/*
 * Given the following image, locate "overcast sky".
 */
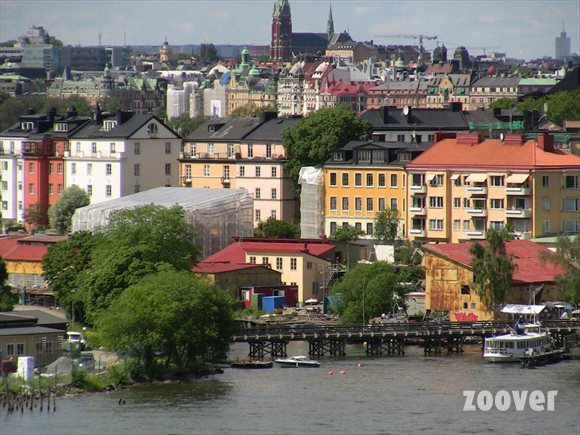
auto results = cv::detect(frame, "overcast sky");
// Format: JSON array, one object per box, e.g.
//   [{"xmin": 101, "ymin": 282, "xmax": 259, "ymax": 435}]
[{"xmin": 1, "ymin": 0, "xmax": 578, "ymax": 60}]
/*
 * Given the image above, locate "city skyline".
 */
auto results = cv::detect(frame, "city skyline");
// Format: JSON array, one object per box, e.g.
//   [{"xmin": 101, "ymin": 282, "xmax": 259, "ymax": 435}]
[{"xmin": 1, "ymin": 0, "xmax": 579, "ymax": 60}]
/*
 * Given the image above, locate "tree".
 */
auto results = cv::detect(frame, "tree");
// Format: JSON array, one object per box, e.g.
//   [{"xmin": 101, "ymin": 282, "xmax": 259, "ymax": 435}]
[
  {"xmin": 22, "ymin": 204, "xmax": 43, "ymax": 232},
  {"xmin": 330, "ymin": 225, "xmax": 363, "ymax": 242},
  {"xmin": 79, "ymin": 204, "xmax": 201, "ymax": 323},
  {"xmin": 167, "ymin": 113, "xmax": 205, "ymax": 137},
  {"xmin": 47, "ymin": 185, "xmax": 90, "ymax": 234},
  {"xmin": 539, "ymin": 234, "xmax": 580, "ymax": 305},
  {"xmin": 0, "ymin": 257, "xmax": 17, "ymax": 311},
  {"xmin": 230, "ymin": 103, "xmax": 277, "ymax": 118},
  {"xmin": 98, "ymin": 270, "xmax": 237, "ymax": 377},
  {"xmin": 331, "ymin": 262, "xmax": 410, "ymax": 325},
  {"xmin": 374, "ymin": 209, "xmax": 400, "ymax": 243},
  {"xmin": 469, "ymin": 228, "xmax": 516, "ymax": 317},
  {"xmin": 42, "ymin": 231, "xmax": 102, "ymax": 320},
  {"xmin": 255, "ymin": 217, "xmax": 300, "ymax": 238},
  {"xmin": 198, "ymin": 43, "xmax": 219, "ymax": 65},
  {"xmin": 282, "ymin": 105, "xmax": 373, "ymax": 185}
]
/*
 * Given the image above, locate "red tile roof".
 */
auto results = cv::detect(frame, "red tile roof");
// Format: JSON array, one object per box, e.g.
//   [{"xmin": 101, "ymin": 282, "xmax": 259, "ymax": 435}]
[
  {"xmin": 406, "ymin": 136, "xmax": 580, "ymax": 170},
  {"xmin": 192, "ymin": 262, "xmax": 278, "ymax": 274},
  {"xmin": 0, "ymin": 238, "xmax": 47, "ymax": 262},
  {"xmin": 425, "ymin": 240, "xmax": 566, "ymax": 284}
]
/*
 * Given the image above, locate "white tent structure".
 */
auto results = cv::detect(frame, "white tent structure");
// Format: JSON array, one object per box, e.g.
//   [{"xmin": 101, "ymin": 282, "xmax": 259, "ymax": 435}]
[{"xmin": 71, "ymin": 187, "xmax": 253, "ymax": 259}]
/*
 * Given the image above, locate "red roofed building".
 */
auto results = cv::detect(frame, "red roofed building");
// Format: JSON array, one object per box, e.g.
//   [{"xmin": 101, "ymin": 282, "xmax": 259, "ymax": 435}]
[
  {"xmin": 405, "ymin": 133, "xmax": 580, "ymax": 243},
  {"xmin": 319, "ymin": 80, "xmax": 378, "ymax": 113},
  {"xmin": 195, "ymin": 237, "xmax": 336, "ymax": 303},
  {"xmin": 423, "ymin": 239, "xmax": 567, "ymax": 321}
]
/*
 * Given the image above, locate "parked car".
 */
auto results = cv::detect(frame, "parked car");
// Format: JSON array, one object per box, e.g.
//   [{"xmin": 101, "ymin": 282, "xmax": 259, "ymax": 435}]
[{"xmin": 79, "ymin": 351, "xmax": 95, "ymax": 370}]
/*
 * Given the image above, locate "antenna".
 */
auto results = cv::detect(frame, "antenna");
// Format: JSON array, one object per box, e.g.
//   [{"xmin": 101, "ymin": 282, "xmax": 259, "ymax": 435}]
[{"xmin": 98, "ymin": 31, "xmax": 102, "ymax": 46}]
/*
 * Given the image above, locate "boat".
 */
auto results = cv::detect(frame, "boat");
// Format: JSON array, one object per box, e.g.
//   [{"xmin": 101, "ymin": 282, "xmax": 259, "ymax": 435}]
[
  {"xmin": 274, "ymin": 355, "xmax": 320, "ymax": 368},
  {"xmin": 230, "ymin": 360, "xmax": 273, "ymax": 369},
  {"xmin": 483, "ymin": 323, "xmax": 552, "ymax": 363}
]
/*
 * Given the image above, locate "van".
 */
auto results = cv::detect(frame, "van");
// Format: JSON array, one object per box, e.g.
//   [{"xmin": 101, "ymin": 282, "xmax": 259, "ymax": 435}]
[{"xmin": 66, "ymin": 331, "xmax": 87, "ymax": 350}]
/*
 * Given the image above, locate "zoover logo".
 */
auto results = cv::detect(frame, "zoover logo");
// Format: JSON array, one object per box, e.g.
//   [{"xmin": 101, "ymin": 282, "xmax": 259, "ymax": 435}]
[{"xmin": 463, "ymin": 390, "xmax": 558, "ymax": 412}]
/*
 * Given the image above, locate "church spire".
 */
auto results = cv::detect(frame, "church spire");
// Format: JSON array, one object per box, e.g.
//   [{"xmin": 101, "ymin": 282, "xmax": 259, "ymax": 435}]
[{"xmin": 327, "ymin": 3, "xmax": 334, "ymax": 39}]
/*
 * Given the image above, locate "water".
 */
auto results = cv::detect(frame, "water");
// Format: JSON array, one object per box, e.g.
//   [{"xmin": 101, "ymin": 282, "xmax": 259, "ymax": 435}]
[{"xmin": 3, "ymin": 343, "xmax": 580, "ymax": 435}]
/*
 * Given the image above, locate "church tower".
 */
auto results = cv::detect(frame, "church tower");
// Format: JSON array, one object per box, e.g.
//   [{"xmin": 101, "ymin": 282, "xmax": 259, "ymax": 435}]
[
  {"xmin": 271, "ymin": 0, "xmax": 292, "ymax": 61},
  {"xmin": 327, "ymin": 4, "xmax": 334, "ymax": 40}
]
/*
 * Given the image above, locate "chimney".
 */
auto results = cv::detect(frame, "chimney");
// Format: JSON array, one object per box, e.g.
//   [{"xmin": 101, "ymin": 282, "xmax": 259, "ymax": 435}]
[
  {"xmin": 450, "ymin": 102, "xmax": 463, "ymax": 112},
  {"xmin": 259, "ymin": 110, "xmax": 277, "ymax": 123},
  {"xmin": 406, "ymin": 107, "xmax": 413, "ymax": 124},
  {"xmin": 434, "ymin": 132, "xmax": 457, "ymax": 143},
  {"xmin": 47, "ymin": 106, "xmax": 57, "ymax": 124},
  {"xmin": 380, "ymin": 106, "xmax": 389, "ymax": 124},
  {"xmin": 456, "ymin": 133, "xmax": 482, "ymax": 145},
  {"xmin": 94, "ymin": 102, "xmax": 102, "ymax": 124},
  {"xmin": 536, "ymin": 133, "xmax": 554, "ymax": 152},
  {"xmin": 504, "ymin": 134, "xmax": 524, "ymax": 146}
]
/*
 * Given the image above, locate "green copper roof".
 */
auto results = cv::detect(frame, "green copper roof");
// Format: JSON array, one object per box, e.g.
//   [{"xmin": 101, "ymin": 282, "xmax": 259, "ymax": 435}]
[
  {"xmin": 249, "ymin": 66, "xmax": 260, "ymax": 77},
  {"xmin": 273, "ymin": 0, "xmax": 290, "ymax": 17}
]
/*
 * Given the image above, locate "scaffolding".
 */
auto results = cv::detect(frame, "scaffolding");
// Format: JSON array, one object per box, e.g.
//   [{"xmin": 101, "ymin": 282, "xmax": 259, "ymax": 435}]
[{"xmin": 298, "ymin": 167, "xmax": 325, "ymax": 239}]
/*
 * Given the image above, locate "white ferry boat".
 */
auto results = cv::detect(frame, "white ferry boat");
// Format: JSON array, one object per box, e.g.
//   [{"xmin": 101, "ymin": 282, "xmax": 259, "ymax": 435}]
[
  {"xmin": 274, "ymin": 355, "xmax": 320, "ymax": 368},
  {"xmin": 483, "ymin": 323, "xmax": 551, "ymax": 363}
]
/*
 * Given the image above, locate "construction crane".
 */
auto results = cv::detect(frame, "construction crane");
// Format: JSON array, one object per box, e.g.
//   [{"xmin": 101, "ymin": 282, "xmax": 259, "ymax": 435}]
[{"xmin": 374, "ymin": 34, "xmax": 438, "ymax": 53}]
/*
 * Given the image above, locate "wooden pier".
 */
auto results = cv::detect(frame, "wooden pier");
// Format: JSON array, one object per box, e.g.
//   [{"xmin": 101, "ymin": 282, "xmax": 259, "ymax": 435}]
[{"xmin": 234, "ymin": 320, "xmax": 580, "ymax": 359}]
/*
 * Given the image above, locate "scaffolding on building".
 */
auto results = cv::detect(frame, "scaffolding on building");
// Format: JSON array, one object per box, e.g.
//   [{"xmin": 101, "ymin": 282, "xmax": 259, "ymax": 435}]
[{"xmin": 298, "ymin": 167, "xmax": 325, "ymax": 239}]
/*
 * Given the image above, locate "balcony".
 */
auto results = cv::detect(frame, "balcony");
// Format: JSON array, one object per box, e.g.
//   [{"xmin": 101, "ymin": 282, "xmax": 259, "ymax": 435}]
[
  {"xmin": 409, "ymin": 206, "xmax": 426, "ymax": 215},
  {"xmin": 410, "ymin": 184, "xmax": 426, "ymax": 194},
  {"xmin": 505, "ymin": 208, "xmax": 531, "ymax": 218},
  {"xmin": 466, "ymin": 230, "xmax": 486, "ymax": 239},
  {"xmin": 506, "ymin": 186, "xmax": 531, "ymax": 195},
  {"xmin": 465, "ymin": 185, "xmax": 488, "ymax": 196},
  {"xmin": 409, "ymin": 228, "xmax": 426, "ymax": 237},
  {"xmin": 467, "ymin": 207, "xmax": 487, "ymax": 216},
  {"xmin": 221, "ymin": 177, "xmax": 231, "ymax": 187}
]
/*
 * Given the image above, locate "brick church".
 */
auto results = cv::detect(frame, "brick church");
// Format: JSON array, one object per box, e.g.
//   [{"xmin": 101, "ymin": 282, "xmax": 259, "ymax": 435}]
[{"xmin": 270, "ymin": 0, "xmax": 334, "ymax": 61}]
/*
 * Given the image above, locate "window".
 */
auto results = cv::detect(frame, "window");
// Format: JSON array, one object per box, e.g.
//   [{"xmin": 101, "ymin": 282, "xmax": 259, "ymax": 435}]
[
  {"xmin": 6, "ymin": 344, "xmax": 14, "ymax": 356},
  {"xmin": 204, "ymin": 165, "xmax": 210, "ymax": 177},
  {"xmin": 390, "ymin": 198, "xmax": 398, "ymax": 211},
  {"xmin": 563, "ymin": 198, "xmax": 580, "ymax": 211},
  {"xmin": 165, "ymin": 163, "xmax": 171, "ymax": 175},
  {"xmin": 490, "ymin": 199, "xmax": 504, "ymax": 209},
  {"xmin": 463, "ymin": 198, "xmax": 470, "ymax": 208},
  {"xmin": 378, "ymin": 198, "xmax": 385, "ymax": 211},
  {"xmin": 91, "ymin": 142, "xmax": 97, "ymax": 154},
  {"xmin": 330, "ymin": 196, "xmax": 337, "ymax": 210},
  {"xmin": 397, "ymin": 134, "xmax": 405, "ymax": 142},
  {"xmin": 330, "ymin": 221, "xmax": 337, "ymax": 234},
  {"xmin": 463, "ymin": 220, "xmax": 470, "ymax": 231},
  {"xmin": 49, "ymin": 184, "xmax": 54, "ymax": 195},
  {"xmin": 366, "ymin": 173, "xmax": 374, "ymax": 187},
  {"xmin": 28, "ymin": 162, "xmax": 34, "ymax": 174},
  {"xmin": 429, "ymin": 219, "xmax": 443, "ymax": 230},
  {"xmin": 262, "ymin": 257, "xmax": 269, "ymax": 266},
  {"xmin": 542, "ymin": 197, "xmax": 551, "ymax": 211},
  {"xmin": 87, "ymin": 163, "xmax": 92, "ymax": 176},
  {"xmin": 255, "ymin": 209, "xmax": 261, "ymax": 221},
  {"xmin": 542, "ymin": 175, "xmax": 550, "ymax": 187},
  {"xmin": 342, "ymin": 173, "xmax": 349, "ymax": 186},
  {"xmin": 227, "ymin": 144, "xmax": 234, "ymax": 158},
  {"xmin": 48, "ymin": 163, "xmax": 53, "ymax": 175},
  {"xmin": 17, "ymin": 343, "xmax": 24, "ymax": 355},
  {"xmin": 355, "ymin": 173, "xmax": 362, "ymax": 187},
  {"xmin": 165, "ymin": 142, "xmax": 171, "ymax": 154},
  {"xmin": 461, "ymin": 285, "xmax": 471, "ymax": 295},
  {"xmin": 453, "ymin": 176, "xmax": 462, "ymax": 187},
  {"xmin": 134, "ymin": 164, "xmax": 140, "ymax": 176},
  {"xmin": 106, "ymin": 185, "xmax": 112, "ymax": 197},
  {"xmin": 453, "ymin": 197, "xmax": 461, "ymax": 208},
  {"xmin": 355, "ymin": 222, "xmax": 362, "ymax": 232},
  {"xmin": 58, "ymin": 163, "xmax": 63, "ymax": 174},
  {"xmin": 105, "ymin": 164, "xmax": 112, "ymax": 176},
  {"xmin": 255, "ymin": 188, "xmax": 261, "ymax": 199},
  {"xmin": 276, "ymin": 258, "xmax": 283, "ymax": 269},
  {"xmin": 76, "ymin": 142, "xmax": 81, "ymax": 153},
  {"xmin": 1, "ymin": 201, "xmax": 6, "ymax": 210},
  {"xmin": 69, "ymin": 162, "xmax": 76, "ymax": 175},
  {"xmin": 58, "ymin": 184, "xmax": 63, "ymax": 194},
  {"xmin": 271, "ymin": 167, "xmax": 277, "ymax": 178},
  {"xmin": 564, "ymin": 175, "xmax": 579, "ymax": 189},
  {"xmin": 359, "ymin": 150, "xmax": 371, "ymax": 163},
  {"xmin": 390, "ymin": 174, "xmax": 398, "ymax": 187},
  {"xmin": 266, "ymin": 144, "xmax": 272, "ymax": 158},
  {"xmin": 355, "ymin": 197, "xmax": 362, "ymax": 211},
  {"xmin": 28, "ymin": 184, "xmax": 34, "ymax": 195},
  {"xmin": 378, "ymin": 174, "xmax": 386, "ymax": 187},
  {"xmin": 399, "ymin": 152, "xmax": 412, "ymax": 162},
  {"xmin": 453, "ymin": 220, "xmax": 461, "ymax": 231},
  {"xmin": 342, "ymin": 197, "xmax": 349, "ymax": 211},
  {"xmin": 248, "ymin": 144, "xmax": 253, "ymax": 158},
  {"xmin": 290, "ymin": 258, "xmax": 297, "ymax": 270},
  {"xmin": 562, "ymin": 220, "xmax": 579, "ymax": 233},
  {"xmin": 490, "ymin": 176, "xmax": 504, "ymax": 187},
  {"xmin": 543, "ymin": 220, "xmax": 550, "ymax": 234},
  {"xmin": 366, "ymin": 198, "xmax": 374, "ymax": 212},
  {"xmin": 430, "ymin": 174, "xmax": 444, "ymax": 187},
  {"xmin": 329, "ymin": 172, "xmax": 337, "ymax": 186},
  {"xmin": 255, "ymin": 167, "xmax": 261, "ymax": 177},
  {"xmin": 87, "ymin": 185, "xmax": 92, "ymax": 196},
  {"xmin": 110, "ymin": 142, "xmax": 116, "ymax": 154},
  {"xmin": 271, "ymin": 210, "xmax": 276, "ymax": 219},
  {"xmin": 239, "ymin": 166, "xmax": 245, "ymax": 177},
  {"xmin": 134, "ymin": 142, "xmax": 140, "ymax": 155},
  {"xmin": 271, "ymin": 188, "xmax": 277, "ymax": 199},
  {"xmin": 490, "ymin": 221, "xmax": 504, "ymax": 230},
  {"xmin": 366, "ymin": 222, "xmax": 373, "ymax": 235},
  {"xmin": 307, "ymin": 261, "xmax": 313, "ymax": 270},
  {"xmin": 249, "ymin": 256, "xmax": 256, "ymax": 264},
  {"xmin": 429, "ymin": 196, "xmax": 443, "ymax": 208}
]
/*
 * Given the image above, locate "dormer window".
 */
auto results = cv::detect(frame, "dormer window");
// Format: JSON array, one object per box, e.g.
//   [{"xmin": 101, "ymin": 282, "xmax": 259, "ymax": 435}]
[
  {"xmin": 21, "ymin": 122, "xmax": 34, "ymax": 131},
  {"xmin": 147, "ymin": 122, "xmax": 158, "ymax": 136},
  {"xmin": 54, "ymin": 123, "xmax": 68, "ymax": 132},
  {"xmin": 103, "ymin": 120, "xmax": 117, "ymax": 132},
  {"xmin": 399, "ymin": 152, "xmax": 412, "ymax": 162},
  {"xmin": 333, "ymin": 151, "xmax": 344, "ymax": 161}
]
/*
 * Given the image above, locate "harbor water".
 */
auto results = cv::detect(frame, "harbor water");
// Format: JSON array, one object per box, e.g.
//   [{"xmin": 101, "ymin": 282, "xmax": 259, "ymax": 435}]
[{"xmin": 3, "ymin": 343, "xmax": 580, "ymax": 435}]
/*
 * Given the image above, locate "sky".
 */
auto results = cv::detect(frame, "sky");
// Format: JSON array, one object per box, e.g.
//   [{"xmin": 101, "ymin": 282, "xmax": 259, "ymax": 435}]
[{"xmin": 1, "ymin": 0, "xmax": 578, "ymax": 60}]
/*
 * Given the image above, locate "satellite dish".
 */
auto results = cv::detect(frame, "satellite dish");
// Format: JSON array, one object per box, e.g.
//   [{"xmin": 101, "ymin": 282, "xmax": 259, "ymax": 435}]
[
  {"xmin": 500, "ymin": 132, "xmax": 505, "ymax": 141},
  {"xmin": 403, "ymin": 106, "xmax": 409, "ymax": 116}
]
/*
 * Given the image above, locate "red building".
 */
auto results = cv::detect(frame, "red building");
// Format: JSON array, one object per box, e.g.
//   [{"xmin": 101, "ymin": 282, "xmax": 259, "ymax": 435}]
[{"xmin": 271, "ymin": 0, "xmax": 292, "ymax": 61}]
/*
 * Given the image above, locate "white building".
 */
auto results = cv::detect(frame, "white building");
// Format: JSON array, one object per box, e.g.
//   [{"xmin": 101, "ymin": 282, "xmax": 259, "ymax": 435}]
[{"xmin": 67, "ymin": 112, "xmax": 181, "ymax": 205}]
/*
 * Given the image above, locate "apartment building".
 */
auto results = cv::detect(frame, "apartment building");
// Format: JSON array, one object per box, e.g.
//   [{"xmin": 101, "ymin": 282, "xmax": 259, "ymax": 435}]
[{"xmin": 405, "ymin": 133, "xmax": 580, "ymax": 243}]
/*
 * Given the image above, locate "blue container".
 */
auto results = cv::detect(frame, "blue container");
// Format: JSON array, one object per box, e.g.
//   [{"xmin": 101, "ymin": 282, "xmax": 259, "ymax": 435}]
[
  {"xmin": 273, "ymin": 295, "xmax": 285, "ymax": 308},
  {"xmin": 261, "ymin": 296, "xmax": 275, "ymax": 313}
]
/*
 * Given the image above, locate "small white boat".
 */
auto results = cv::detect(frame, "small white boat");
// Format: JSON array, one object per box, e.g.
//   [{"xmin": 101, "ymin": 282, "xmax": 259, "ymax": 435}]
[
  {"xmin": 274, "ymin": 355, "xmax": 320, "ymax": 368},
  {"xmin": 484, "ymin": 323, "xmax": 552, "ymax": 363}
]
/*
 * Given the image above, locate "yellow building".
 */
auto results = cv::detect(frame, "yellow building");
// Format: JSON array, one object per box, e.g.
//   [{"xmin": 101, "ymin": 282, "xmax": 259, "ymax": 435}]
[
  {"xmin": 423, "ymin": 240, "xmax": 566, "ymax": 321},
  {"xmin": 406, "ymin": 133, "xmax": 580, "ymax": 243},
  {"xmin": 323, "ymin": 141, "xmax": 429, "ymax": 238},
  {"xmin": 425, "ymin": 74, "xmax": 471, "ymax": 109}
]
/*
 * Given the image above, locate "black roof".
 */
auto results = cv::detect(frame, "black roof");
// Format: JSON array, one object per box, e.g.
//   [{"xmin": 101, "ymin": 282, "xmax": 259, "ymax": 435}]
[
  {"xmin": 361, "ymin": 107, "xmax": 469, "ymax": 131},
  {"xmin": 324, "ymin": 140, "xmax": 430, "ymax": 167},
  {"xmin": 548, "ymin": 67, "xmax": 579, "ymax": 94},
  {"xmin": 185, "ymin": 117, "xmax": 264, "ymax": 142},
  {"xmin": 244, "ymin": 117, "xmax": 300, "ymax": 142},
  {"xmin": 292, "ymin": 33, "xmax": 328, "ymax": 50},
  {"xmin": 71, "ymin": 114, "xmax": 173, "ymax": 140}
]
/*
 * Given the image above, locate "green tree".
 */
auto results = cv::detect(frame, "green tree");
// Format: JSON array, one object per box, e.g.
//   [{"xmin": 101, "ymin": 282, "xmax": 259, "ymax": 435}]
[
  {"xmin": 230, "ymin": 103, "xmax": 277, "ymax": 118},
  {"xmin": 255, "ymin": 217, "xmax": 300, "ymax": 238},
  {"xmin": 80, "ymin": 204, "xmax": 200, "ymax": 323},
  {"xmin": 282, "ymin": 105, "xmax": 372, "ymax": 185},
  {"xmin": 101, "ymin": 96, "xmax": 123, "ymax": 113},
  {"xmin": 331, "ymin": 262, "xmax": 408, "ymax": 325},
  {"xmin": 198, "ymin": 43, "xmax": 219, "ymax": 65},
  {"xmin": 374, "ymin": 209, "xmax": 400, "ymax": 243},
  {"xmin": 98, "ymin": 270, "xmax": 237, "ymax": 377},
  {"xmin": 167, "ymin": 113, "xmax": 206, "ymax": 137},
  {"xmin": 539, "ymin": 234, "xmax": 580, "ymax": 305},
  {"xmin": 469, "ymin": 228, "xmax": 516, "ymax": 317},
  {"xmin": 0, "ymin": 257, "xmax": 17, "ymax": 311},
  {"xmin": 47, "ymin": 185, "xmax": 90, "ymax": 234},
  {"xmin": 42, "ymin": 231, "xmax": 101, "ymax": 320},
  {"xmin": 330, "ymin": 225, "xmax": 363, "ymax": 242},
  {"xmin": 22, "ymin": 204, "xmax": 43, "ymax": 232}
]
